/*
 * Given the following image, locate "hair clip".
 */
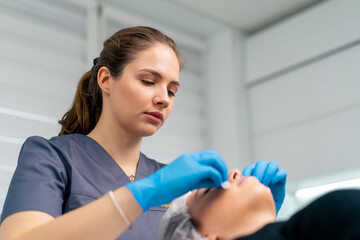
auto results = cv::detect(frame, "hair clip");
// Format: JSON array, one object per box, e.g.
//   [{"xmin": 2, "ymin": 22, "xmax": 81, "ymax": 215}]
[
  {"xmin": 93, "ymin": 57, "xmax": 99, "ymax": 65},
  {"xmin": 91, "ymin": 57, "xmax": 99, "ymax": 71}
]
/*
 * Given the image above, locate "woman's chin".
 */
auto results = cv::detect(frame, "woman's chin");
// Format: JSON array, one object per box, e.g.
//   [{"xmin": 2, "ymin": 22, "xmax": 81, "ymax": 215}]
[{"xmin": 138, "ymin": 128, "xmax": 160, "ymax": 137}]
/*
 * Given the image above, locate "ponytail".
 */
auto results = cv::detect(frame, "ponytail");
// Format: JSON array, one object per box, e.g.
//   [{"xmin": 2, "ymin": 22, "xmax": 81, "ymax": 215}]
[{"xmin": 58, "ymin": 70, "xmax": 102, "ymax": 136}]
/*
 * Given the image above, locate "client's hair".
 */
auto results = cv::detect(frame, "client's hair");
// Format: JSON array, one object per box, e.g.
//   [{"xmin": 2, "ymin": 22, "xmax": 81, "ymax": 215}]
[{"xmin": 158, "ymin": 193, "xmax": 205, "ymax": 240}]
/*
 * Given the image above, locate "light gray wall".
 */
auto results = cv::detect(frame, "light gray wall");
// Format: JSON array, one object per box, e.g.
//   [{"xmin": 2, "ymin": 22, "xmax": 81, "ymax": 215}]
[
  {"xmin": 245, "ymin": 0, "xmax": 360, "ymax": 184},
  {"xmin": 205, "ymin": 28, "xmax": 251, "ymax": 171}
]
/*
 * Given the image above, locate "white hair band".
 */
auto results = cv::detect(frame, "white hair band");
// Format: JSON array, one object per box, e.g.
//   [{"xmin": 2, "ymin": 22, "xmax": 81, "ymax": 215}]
[{"xmin": 108, "ymin": 190, "xmax": 132, "ymax": 229}]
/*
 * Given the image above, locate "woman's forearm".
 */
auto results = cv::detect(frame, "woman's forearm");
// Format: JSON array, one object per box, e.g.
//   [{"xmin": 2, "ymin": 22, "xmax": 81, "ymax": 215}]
[{"xmin": 0, "ymin": 187, "xmax": 142, "ymax": 240}]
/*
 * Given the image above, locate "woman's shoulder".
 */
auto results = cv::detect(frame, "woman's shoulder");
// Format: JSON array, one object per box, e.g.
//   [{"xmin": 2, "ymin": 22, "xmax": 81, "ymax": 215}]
[
  {"xmin": 23, "ymin": 134, "xmax": 83, "ymax": 148},
  {"xmin": 49, "ymin": 133, "xmax": 85, "ymax": 143},
  {"xmin": 19, "ymin": 134, "xmax": 90, "ymax": 168},
  {"xmin": 20, "ymin": 134, "xmax": 88, "ymax": 159}
]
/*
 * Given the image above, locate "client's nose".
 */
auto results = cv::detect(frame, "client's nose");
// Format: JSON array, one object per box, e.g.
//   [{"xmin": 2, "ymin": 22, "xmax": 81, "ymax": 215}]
[{"xmin": 229, "ymin": 169, "xmax": 242, "ymax": 183}]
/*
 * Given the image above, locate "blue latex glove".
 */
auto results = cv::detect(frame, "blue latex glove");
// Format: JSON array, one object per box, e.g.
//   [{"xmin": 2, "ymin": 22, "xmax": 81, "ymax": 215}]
[
  {"xmin": 242, "ymin": 160, "xmax": 287, "ymax": 214},
  {"xmin": 126, "ymin": 150, "xmax": 228, "ymax": 211}
]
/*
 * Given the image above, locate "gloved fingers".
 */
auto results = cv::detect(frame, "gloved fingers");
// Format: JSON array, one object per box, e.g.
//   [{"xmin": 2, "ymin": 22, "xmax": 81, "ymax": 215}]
[
  {"xmin": 242, "ymin": 163, "xmax": 255, "ymax": 177},
  {"xmin": 270, "ymin": 169, "xmax": 287, "ymax": 185},
  {"xmin": 253, "ymin": 160, "xmax": 268, "ymax": 182},
  {"xmin": 195, "ymin": 167, "xmax": 224, "ymax": 189},
  {"xmin": 262, "ymin": 161, "xmax": 279, "ymax": 186},
  {"xmin": 198, "ymin": 153, "xmax": 228, "ymax": 182},
  {"xmin": 275, "ymin": 202, "xmax": 282, "ymax": 215},
  {"xmin": 269, "ymin": 169, "xmax": 287, "ymax": 209}
]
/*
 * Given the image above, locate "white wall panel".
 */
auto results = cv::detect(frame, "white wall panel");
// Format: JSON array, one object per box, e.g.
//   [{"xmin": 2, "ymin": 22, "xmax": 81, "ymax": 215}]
[
  {"xmin": 254, "ymin": 107, "xmax": 360, "ymax": 182},
  {"xmin": 0, "ymin": 59, "xmax": 76, "ymax": 93},
  {"xmin": 0, "ymin": 82, "xmax": 70, "ymax": 119},
  {"xmin": 0, "ymin": 7, "xmax": 84, "ymax": 56},
  {"xmin": 177, "ymin": 47, "xmax": 203, "ymax": 74},
  {"xmin": 0, "ymin": 33, "xmax": 84, "ymax": 82},
  {"xmin": 171, "ymin": 92, "xmax": 204, "ymax": 116},
  {"xmin": 206, "ymin": 28, "xmax": 250, "ymax": 171},
  {"xmin": 178, "ymin": 71, "xmax": 202, "ymax": 92},
  {"xmin": 0, "ymin": 0, "xmax": 86, "ymax": 30},
  {"xmin": 0, "ymin": 170, "xmax": 14, "ymax": 213},
  {"xmin": 250, "ymin": 44, "xmax": 360, "ymax": 135},
  {"xmin": 0, "ymin": 142, "xmax": 21, "ymax": 167},
  {"xmin": 0, "ymin": 115, "xmax": 59, "ymax": 142},
  {"xmin": 246, "ymin": 0, "xmax": 360, "ymax": 83}
]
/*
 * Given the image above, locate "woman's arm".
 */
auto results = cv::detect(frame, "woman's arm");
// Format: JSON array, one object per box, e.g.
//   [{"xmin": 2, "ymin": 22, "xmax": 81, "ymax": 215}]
[
  {"xmin": 0, "ymin": 187, "xmax": 142, "ymax": 240},
  {"xmin": 1, "ymin": 149, "xmax": 228, "ymax": 240}
]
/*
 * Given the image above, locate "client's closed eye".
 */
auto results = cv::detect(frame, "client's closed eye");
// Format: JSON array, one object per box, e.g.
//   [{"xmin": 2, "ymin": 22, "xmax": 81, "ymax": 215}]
[
  {"xmin": 193, "ymin": 188, "xmax": 213, "ymax": 200},
  {"xmin": 203, "ymin": 188, "xmax": 217, "ymax": 197},
  {"xmin": 203, "ymin": 189, "xmax": 211, "ymax": 196}
]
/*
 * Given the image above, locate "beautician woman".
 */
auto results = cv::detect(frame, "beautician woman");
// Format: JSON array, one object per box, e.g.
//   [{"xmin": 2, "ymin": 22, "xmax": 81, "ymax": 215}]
[{"xmin": 0, "ymin": 26, "xmax": 285, "ymax": 240}]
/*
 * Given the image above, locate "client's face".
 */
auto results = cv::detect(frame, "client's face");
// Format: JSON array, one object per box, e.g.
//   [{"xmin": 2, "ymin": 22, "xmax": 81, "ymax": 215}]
[{"xmin": 187, "ymin": 169, "xmax": 276, "ymax": 240}]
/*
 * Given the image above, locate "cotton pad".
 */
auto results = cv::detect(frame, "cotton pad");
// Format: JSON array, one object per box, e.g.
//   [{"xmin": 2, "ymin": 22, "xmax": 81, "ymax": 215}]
[{"xmin": 221, "ymin": 181, "xmax": 230, "ymax": 189}]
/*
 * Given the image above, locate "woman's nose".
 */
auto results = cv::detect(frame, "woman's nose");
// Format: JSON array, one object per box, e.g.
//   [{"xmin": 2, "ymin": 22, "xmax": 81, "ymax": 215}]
[{"xmin": 154, "ymin": 88, "xmax": 170, "ymax": 108}]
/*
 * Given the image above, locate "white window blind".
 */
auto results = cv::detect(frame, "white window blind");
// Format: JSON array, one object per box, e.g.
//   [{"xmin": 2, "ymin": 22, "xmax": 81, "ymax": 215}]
[{"xmin": 0, "ymin": 0, "xmax": 88, "ymax": 212}]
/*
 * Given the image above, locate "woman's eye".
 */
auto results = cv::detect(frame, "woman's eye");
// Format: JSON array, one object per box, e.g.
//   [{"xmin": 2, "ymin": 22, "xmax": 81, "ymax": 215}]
[
  {"xmin": 168, "ymin": 90, "xmax": 176, "ymax": 97},
  {"xmin": 141, "ymin": 80, "xmax": 154, "ymax": 85}
]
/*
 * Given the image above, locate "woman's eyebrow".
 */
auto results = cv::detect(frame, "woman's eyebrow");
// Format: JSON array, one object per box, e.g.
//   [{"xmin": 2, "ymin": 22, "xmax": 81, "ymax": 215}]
[
  {"xmin": 138, "ymin": 68, "xmax": 162, "ymax": 79},
  {"xmin": 138, "ymin": 68, "xmax": 180, "ymax": 87},
  {"xmin": 170, "ymin": 81, "xmax": 180, "ymax": 87}
]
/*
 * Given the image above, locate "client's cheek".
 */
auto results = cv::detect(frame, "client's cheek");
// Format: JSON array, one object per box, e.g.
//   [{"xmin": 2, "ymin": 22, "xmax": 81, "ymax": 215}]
[
  {"xmin": 187, "ymin": 201, "xmax": 207, "ymax": 225},
  {"xmin": 188, "ymin": 208, "xmax": 212, "ymax": 236}
]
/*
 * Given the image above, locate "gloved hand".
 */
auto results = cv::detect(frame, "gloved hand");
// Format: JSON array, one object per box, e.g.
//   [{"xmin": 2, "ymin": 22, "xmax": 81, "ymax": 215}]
[
  {"xmin": 242, "ymin": 160, "xmax": 287, "ymax": 214},
  {"xmin": 126, "ymin": 150, "xmax": 228, "ymax": 211}
]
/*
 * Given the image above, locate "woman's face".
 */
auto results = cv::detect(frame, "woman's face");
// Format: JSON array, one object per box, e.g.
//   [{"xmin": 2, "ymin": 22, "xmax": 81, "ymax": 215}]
[
  {"xmin": 187, "ymin": 170, "xmax": 276, "ymax": 240},
  {"xmin": 106, "ymin": 43, "xmax": 180, "ymax": 137}
]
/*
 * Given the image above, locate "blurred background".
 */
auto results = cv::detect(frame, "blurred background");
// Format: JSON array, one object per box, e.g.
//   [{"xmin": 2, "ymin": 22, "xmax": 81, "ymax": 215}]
[{"xmin": 0, "ymin": 0, "xmax": 359, "ymax": 220}]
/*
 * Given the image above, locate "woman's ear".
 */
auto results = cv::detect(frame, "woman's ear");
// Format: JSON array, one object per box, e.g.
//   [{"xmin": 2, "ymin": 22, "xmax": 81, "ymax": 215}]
[{"xmin": 97, "ymin": 66, "xmax": 112, "ymax": 95}]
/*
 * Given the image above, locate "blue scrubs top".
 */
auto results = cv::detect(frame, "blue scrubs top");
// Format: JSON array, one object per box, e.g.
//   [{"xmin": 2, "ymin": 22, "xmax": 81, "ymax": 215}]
[{"xmin": 1, "ymin": 134, "xmax": 168, "ymax": 239}]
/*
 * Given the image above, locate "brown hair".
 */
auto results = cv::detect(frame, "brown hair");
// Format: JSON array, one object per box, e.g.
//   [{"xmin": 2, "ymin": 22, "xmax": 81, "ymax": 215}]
[{"xmin": 58, "ymin": 26, "xmax": 184, "ymax": 135}]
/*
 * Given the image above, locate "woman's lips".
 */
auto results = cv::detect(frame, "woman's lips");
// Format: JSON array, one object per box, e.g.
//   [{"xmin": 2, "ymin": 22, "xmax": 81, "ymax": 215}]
[{"xmin": 145, "ymin": 111, "xmax": 163, "ymax": 124}]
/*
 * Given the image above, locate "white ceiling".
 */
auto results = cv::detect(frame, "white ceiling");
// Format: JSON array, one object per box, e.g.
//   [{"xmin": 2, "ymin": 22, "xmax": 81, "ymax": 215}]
[
  {"xmin": 165, "ymin": 0, "xmax": 325, "ymax": 33},
  {"xmin": 102, "ymin": 0, "xmax": 326, "ymax": 39}
]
